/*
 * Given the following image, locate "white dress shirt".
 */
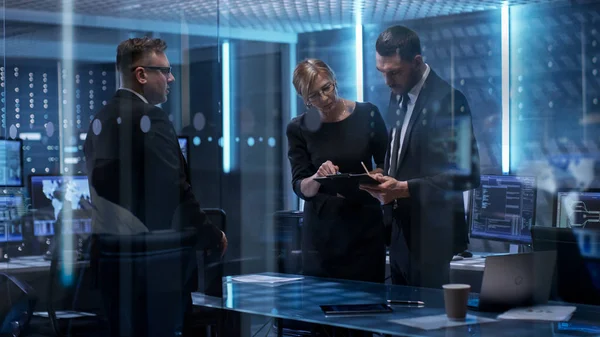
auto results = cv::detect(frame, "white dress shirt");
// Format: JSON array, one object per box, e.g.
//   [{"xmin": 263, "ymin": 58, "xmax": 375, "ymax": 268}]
[
  {"xmin": 389, "ymin": 64, "xmax": 431, "ymax": 171},
  {"xmin": 119, "ymin": 87, "xmax": 149, "ymax": 104}
]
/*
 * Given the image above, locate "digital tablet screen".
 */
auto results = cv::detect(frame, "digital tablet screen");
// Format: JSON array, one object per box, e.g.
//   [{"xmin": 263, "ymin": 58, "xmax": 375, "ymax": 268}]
[{"xmin": 320, "ymin": 303, "xmax": 393, "ymax": 315}]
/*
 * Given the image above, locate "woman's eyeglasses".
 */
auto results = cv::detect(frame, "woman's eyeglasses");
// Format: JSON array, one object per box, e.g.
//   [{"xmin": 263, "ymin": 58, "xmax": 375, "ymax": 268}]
[{"xmin": 307, "ymin": 82, "xmax": 335, "ymax": 101}]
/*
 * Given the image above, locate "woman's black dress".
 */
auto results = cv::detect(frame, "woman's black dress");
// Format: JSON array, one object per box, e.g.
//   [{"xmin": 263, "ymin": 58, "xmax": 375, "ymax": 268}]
[{"xmin": 286, "ymin": 102, "xmax": 389, "ymax": 283}]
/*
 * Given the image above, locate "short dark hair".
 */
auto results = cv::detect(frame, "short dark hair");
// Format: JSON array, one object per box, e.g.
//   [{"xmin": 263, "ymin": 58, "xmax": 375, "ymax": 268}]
[
  {"xmin": 375, "ymin": 25, "xmax": 421, "ymax": 61},
  {"xmin": 116, "ymin": 37, "xmax": 167, "ymax": 73}
]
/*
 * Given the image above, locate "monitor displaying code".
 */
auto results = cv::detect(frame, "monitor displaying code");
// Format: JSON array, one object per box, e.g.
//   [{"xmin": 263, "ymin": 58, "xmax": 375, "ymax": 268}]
[
  {"xmin": 0, "ymin": 195, "xmax": 24, "ymax": 242},
  {"xmin": 470, "ymin": 175, "xmax": 536, "ymax": 244}
]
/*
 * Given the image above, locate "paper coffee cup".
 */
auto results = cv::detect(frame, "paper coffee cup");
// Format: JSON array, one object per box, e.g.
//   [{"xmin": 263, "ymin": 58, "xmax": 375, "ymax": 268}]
[{"xmin": 442, "ymin": 284, "xmax": 471, "ymax": 321}]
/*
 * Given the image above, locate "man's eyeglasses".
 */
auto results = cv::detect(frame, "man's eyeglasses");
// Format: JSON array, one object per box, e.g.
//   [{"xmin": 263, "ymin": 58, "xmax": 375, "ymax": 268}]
[
  {"xmin": 307, "ymin": 82, "xmax": 335, "ymax": 101},
  {"xmin": 132, "ymin": 66, "xmax": 172, "ymax": 75}
]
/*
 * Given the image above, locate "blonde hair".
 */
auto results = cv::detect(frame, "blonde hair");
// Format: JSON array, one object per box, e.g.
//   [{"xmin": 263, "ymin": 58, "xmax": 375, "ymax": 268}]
[{"xmin": 292, "ymin": 59, "xmax": 337, "ymax": 102}]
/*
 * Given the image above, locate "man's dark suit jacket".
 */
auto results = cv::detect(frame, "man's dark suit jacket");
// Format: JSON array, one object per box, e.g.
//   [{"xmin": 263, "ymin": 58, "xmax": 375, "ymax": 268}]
[
  {"xmin": 83, "ymin": 89, "xmax": 222, "ymax": 250},
  {"xmin": 384, "ymin": 69, "xmax": 480, "ymax": 288}
]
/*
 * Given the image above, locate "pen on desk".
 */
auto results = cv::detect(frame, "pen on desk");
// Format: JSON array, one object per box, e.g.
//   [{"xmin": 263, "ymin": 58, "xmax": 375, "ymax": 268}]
[{"xmin": 386, "ymin": 300, "xmax": 425, "ymax": 306}]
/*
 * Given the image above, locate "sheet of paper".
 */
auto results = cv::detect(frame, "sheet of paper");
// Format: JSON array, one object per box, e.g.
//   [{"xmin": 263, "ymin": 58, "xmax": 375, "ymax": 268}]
[
  {"xmin": 390, "ymin": 314, "xmax": 497, "ymax": 330},
  {"xmin": 34, "ymin": 311, "xmax": 97, "ymax": 319},
  {"xmin": 231, "ymin": 274, "xmax": 304, "ymax": 284},
  {"xmin": 497, "ymin": 305, "xmax": 576, "ymax": 322}
]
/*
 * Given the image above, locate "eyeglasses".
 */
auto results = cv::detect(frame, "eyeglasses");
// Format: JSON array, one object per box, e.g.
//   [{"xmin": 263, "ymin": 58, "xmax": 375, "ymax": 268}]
[
  {"xmin": 307, "ymin": 82, "xmax": 335, "ymax": 101},
  {"xmin": 131, "ymin": 66, "xmax": 172, "ymax": 75}
]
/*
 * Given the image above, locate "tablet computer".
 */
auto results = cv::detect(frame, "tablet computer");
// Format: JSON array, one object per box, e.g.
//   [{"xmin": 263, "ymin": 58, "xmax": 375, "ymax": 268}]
[
  {"xmin": 319, "ymin": 303, "xmax": 393, "ymax": 315},
  {"xmin": 313, "ymin": 173, "xmax": 380, "ymax": 186}
]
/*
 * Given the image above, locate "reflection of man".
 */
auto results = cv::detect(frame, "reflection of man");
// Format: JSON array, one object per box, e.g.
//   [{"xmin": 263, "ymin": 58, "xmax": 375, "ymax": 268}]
[
  {"xmin": 361, "ymin": 26, "xmax": 480, "ymax": 288},
  {"xmin": 84, "ymin": 37, "xmax": 226, "ymax": 252},
  {"xmin": 84, "ymin": 37, "xmax": 229, "ymax": 336}
]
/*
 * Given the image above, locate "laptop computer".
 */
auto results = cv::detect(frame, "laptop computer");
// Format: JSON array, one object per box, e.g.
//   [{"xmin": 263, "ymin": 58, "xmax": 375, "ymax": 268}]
[
  {"xmin": 531, "ymin": 226, "xmax": 600, "ymax": 305},
  {"xmin": 467, "ymin": 251, "xmax": 557, "ymax": 312}
]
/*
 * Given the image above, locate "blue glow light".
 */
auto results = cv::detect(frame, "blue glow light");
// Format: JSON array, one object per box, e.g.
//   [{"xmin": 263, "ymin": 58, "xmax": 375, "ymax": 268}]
[
  {"xmin": 501, "ymin": 5, "xmax": 510, "ymax": 174},
  {"xmin": 222, "ymin": 41, "xmax": 231, "ymax": 173}
]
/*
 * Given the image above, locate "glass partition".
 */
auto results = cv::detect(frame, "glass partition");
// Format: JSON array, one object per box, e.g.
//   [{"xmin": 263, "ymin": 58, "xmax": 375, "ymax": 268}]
[{"xmin": 0, "ymin": 0, "xmax": 598, "ymax": 336}]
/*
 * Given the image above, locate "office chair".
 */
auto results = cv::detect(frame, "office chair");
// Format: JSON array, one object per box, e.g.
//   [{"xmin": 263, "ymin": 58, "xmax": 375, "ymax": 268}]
[
  {"xmin": 271, "ymin": 210, "xmax": 313, "ymax": 337},
  {"xmin": 187, "ymin": 208, "xmax": 243, "ymax": 337},
  {"xmin": 0, "ymin": 273, "xmax": 38, "ymax": 336},
  {"xmin": 93, "ymin": 228, "xmax": 198, "ymax": 337},
  {"xmin": 37, "ymin": 223, "xmax": 107, "ymax": 337},
  {"xmin": 187, "ymin": 208, "xmax": 265, "ymax": 337},
  {"xmin": 201, "ymin": 208, "xmax": 227, "ymax": 297}
]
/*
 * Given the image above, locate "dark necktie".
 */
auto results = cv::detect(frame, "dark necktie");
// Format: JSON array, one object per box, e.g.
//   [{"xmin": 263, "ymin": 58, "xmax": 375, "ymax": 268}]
[{"xmin": 389, "ymin": 93, "xmax": 410, "ymax": 176}]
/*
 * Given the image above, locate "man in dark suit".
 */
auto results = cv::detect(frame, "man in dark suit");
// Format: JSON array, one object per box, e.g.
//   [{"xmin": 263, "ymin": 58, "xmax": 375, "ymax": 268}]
[
  {"xmin": 84, "ymin": 37, "xmax": 227, "ymax": 250},
  {"xmin": 361, "ymin": 26, "xmax": 480, "ymax": 288}
]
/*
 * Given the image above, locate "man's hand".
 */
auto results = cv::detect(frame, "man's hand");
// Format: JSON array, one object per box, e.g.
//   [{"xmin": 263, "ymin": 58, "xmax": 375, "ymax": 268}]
[
  {"xmin": 359, "ymin": 175, "xmax": 410, "ymax": 204},
  {"xmin": 369, "ymin": 168, "xmax": 384, "ymax": 175}
]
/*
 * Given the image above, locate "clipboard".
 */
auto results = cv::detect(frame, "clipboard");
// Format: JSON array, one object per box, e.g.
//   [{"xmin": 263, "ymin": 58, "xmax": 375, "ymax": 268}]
[{"xmin": 313, "ymin": 173, "xmax": 380, "ymax": 191}]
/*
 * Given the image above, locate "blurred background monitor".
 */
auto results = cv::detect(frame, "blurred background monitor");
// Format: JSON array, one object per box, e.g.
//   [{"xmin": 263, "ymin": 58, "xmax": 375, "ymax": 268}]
[
  {"xmin": 470, "ymin": 174, "xmax": 537, "ymax": 244},
  {"xmin": 555, "ymin": 189, "xmax": 600, "ymax": 229},
  {"xmin": 0, "ymin": 139, "xmax": 23, "ymax": 187},
  {"xmin": 0, "ymin": 195, "xmax": 24, "ymax": 243}
]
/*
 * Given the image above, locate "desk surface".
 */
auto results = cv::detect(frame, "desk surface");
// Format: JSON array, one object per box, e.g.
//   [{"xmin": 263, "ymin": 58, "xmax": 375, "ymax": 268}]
[
  {"xmin": 0, "ymin": 255, "xmax": 88, "ymax": 274},
  {"xmin": 194, "ymin": 272, "xmax": 600, "ymax": 336},
  {"xmin": 0, "ymin": 255, "xmax": 51, "ymax": 273}
]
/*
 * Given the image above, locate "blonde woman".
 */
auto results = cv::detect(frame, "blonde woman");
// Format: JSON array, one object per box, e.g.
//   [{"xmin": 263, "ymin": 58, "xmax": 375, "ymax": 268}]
[{"xmin": 286, "ymin": 59, "xmax": 388, "ymax": 283}]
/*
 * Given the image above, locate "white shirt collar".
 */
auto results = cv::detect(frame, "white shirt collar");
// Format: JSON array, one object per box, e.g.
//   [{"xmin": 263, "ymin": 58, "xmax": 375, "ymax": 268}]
[
  {"xmin": 406, "ymin": 64, "xmax": 430, "ymax": 104},
  {"xmin": 119, "ymin": 87, "xmax": 148, "ymax": 104}
]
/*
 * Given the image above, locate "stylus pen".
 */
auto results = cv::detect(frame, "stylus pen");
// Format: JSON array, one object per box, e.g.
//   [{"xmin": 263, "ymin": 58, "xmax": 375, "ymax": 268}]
[{"xmin": 387, "ymin": 300, "xmax": 425, "ymax": 306}]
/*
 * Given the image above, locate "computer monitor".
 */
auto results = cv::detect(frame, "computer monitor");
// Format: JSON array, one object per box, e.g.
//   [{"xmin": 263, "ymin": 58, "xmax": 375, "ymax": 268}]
[
  {"xmin": 0, "ymin": 138, "xmax": 23, "ymax": 187},
  {"xmin": 470, "ymin": 174, "xmax": 537, "ymax": 244},
  {"xmin": 178, "ymin": 136, "xmax": 189, "ymax": 162},
  {"xmin": 29, "ymin": 175, "xmax": 92, "ymax": 237},
  {"xmin": 0, "ymin": 195, "xmax": 24, "ymax": 242},
  {"xmin": 555, "ymin": 189, "xmax": 600, "ymax": 229}
]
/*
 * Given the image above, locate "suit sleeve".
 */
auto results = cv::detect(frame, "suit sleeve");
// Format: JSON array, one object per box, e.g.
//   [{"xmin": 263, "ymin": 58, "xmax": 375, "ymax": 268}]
[
  {"xmin": 286, "ymin": 120, "xmax": 317, "ymax": 200},
  {"xmin": 144, "ymin": 108, "xmax": 222, "ymax": 249},
  {"xmin": 369, "ymin": 104, "xmax": 389, "ymax": 169},
  {"xmin": 406, "ymin": 91, "xmax": 481, "ymax": 199}
]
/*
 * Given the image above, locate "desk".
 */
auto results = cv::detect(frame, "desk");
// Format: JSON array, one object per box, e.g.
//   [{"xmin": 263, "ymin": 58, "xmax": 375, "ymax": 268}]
[
  {"xmin": 0, "ymin": 255, "xmax": 52, "ymax": 273},
  {"xmin": 191, "ymin": 273, "xmax": 600, "ymax": 336},
  {"xmin": 0, "ymin": 255, "xmax": 89, "ymax": 274}
]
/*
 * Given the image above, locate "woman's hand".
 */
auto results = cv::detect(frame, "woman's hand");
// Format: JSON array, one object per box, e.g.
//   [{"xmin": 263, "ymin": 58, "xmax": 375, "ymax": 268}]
[
  {"xmin": 316, "ymin": 160, "xmax": 339, "ymax": 177},
  {"xmin": 301, "ymin": 160, "xmax": 338, "ymax": 198}
]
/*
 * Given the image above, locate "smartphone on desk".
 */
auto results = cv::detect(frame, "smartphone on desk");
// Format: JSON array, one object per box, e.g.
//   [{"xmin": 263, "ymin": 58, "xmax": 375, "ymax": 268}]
[{"xmin": 319, "ymin": 303, "xmax": 393, "ymax": 316}]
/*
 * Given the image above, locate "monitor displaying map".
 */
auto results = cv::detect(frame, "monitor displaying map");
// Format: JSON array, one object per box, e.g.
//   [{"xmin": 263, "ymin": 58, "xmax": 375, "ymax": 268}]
[{"xmin": 29, "ymin": 175, "xmax": 92, "ymax": 236}]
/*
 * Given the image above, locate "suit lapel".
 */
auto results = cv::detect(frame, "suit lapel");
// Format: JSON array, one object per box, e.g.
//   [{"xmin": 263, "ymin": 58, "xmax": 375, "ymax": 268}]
[{"xmin": 397, "ymin": 71, "xmax": 436, "ymax": 168}]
